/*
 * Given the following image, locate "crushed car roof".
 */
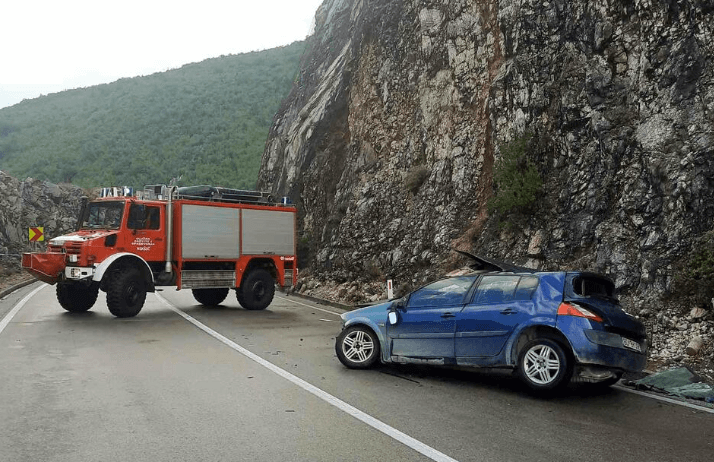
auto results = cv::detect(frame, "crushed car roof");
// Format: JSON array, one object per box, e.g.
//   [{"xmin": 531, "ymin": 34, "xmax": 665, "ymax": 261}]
[{"xmin": 451, "ymin": 250, "xmax": 537, "ymax": 275}]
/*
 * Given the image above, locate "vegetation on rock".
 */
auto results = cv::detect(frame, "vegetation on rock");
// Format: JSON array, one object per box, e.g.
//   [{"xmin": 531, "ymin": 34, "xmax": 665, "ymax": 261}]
[{"xmin": 488, "ymin": 133, "xmax": 542, "ymax": 216}]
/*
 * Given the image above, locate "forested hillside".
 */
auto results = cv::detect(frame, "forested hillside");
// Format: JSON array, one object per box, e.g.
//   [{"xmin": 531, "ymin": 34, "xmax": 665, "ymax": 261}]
[{"xmin": 0, "ymin": 41, "xmax": 305, "ymax": 190}]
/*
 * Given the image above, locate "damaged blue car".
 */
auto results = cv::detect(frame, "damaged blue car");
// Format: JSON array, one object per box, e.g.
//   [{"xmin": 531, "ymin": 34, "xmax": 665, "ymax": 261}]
[{"xmin": 335, "ymin": 253, "xmax": 647, "ymax": 393}]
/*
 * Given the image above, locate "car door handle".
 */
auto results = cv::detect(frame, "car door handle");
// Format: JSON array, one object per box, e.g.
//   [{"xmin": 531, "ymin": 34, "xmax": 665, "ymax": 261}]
[
  {"xmin": 500, "ymin": 308, "xmax": 518, "ymax": 315},
  {"xmin": 441, "ymin": 312, "xmax": 456, "ymax": 319}
]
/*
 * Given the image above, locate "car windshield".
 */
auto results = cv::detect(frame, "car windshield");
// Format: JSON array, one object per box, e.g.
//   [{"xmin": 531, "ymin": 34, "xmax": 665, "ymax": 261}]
[{"xmin": 81, "ymin": 201, "xmax": 125, "ymax": 230}]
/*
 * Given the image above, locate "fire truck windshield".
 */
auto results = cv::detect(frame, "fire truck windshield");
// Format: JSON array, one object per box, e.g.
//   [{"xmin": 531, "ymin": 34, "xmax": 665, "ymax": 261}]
[{"xmin": 81, "ymin": 201, "xmax": 125, "ymax": 230}]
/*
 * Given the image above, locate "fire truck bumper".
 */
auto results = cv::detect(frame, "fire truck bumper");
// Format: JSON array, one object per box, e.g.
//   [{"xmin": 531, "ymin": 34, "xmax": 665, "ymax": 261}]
[
  {"xmin": 21, "ymin": 252, "xmax": 66, "ymax": 284},
  {"xmin": 64, "ymin": 266, "xmax": 95, "ymax": 280}
]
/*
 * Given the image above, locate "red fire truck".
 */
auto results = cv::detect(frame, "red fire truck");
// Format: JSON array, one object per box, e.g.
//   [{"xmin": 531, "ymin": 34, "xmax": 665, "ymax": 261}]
[{"xmin": 22, "ymin": 185, "xmax": 297, "ymax": 318}]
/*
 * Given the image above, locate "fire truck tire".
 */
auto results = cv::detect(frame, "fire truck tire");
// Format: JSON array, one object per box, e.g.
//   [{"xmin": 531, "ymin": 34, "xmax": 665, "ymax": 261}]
[
  {"xmin": 237, "ymin": 269, "xmax": 275, "ymax": 310},
  {"xmin": 192, "ymin": 288, "xmax": 229, "ymax": 306},
  {"xmin": 106, "ymin": 268, "xmax": 146, "ymax": 318},
  {"xmin": 56, "ymin": 283, "xmax": 99, "ymax": 313}
]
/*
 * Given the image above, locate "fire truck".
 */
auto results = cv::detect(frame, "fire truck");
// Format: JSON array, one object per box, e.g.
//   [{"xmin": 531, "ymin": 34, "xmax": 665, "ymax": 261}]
[{"xmin": 22, "ymin": 185, "xmax": 297, "ymax": 318}]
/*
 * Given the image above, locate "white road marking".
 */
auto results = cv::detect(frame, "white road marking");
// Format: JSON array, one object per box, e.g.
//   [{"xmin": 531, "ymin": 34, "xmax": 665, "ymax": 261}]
[
  {"xmin": 155, "ymin": 293, "xmax": 460, "ymax": 462},
  {"xmin": 0, "ymin": 283, "xmax": 46, "ymax": 335},
  {"xmin": 614, "ymin": 385, "xmax": 714, "ymax": 414},
  {"xmin": 275, "ymin": 294, "xmax": 343, "ymax": 316}
]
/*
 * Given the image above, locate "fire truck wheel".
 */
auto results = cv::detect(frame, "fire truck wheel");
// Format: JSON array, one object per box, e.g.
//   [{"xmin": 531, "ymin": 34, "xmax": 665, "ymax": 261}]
[
  {"xmin": 192, "ymin": 288, "xmax": 230, "ymax": 306},
  {"xmin": 56, "ymin": 283, "xmax": 99, "ymax": 313},
  {"xmin": 107, "ymin": 268, "xmax": 147, "ymax": 318},
  {"xmin": 237, "ymin": 269, "xmax": 275, "ymax": 310}
]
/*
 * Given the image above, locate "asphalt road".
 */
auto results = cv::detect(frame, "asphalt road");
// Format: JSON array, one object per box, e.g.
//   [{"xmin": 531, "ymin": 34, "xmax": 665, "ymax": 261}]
[{"xmin": 1, "ymin": 282, "xmax": 712, "ymax": 462}]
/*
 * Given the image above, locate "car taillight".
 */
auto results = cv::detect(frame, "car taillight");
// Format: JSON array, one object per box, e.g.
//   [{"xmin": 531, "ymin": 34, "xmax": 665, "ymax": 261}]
[{"xmin": 557, "ymin": 302, "xmax": 603, "ymax": 323}]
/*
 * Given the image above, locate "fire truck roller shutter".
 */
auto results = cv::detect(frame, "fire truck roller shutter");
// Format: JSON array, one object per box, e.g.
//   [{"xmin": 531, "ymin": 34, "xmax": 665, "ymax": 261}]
[
  {"xmin": 241, "ymin": 209, "xmax": 295, "ymax": 255},
  {"xmin": 182, "ymin": 205, "xmax": 241, "ymax": 259}
]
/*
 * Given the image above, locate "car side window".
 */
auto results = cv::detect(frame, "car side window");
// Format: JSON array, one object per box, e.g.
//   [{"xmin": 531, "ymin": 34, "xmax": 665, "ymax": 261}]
[
  {"xmin": 408, "ymin": 276, "xmax": 476, "ymax": 308},
  {"xmin": 473, "ymin": 276, "xmax": 521, "ymax": 304},
  {"xmin": 514, "ymin": 276, "xmax": 539, "ymax": 300}
]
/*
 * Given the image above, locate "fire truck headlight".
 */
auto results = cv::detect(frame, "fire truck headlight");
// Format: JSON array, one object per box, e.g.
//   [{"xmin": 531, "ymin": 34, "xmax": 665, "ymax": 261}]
[{"xmin": 68, "ymin": 255, "xmax": 79, "ymax": 263}]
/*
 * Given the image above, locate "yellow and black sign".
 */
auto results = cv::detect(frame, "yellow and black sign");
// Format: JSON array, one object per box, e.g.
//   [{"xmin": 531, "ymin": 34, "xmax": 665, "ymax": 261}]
[{"xmin": 29, "ymin": 227, "xmax": 44, "ymax": 242}]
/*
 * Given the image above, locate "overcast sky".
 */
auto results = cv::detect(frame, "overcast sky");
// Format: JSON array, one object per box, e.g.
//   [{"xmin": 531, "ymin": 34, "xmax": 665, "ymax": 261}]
[{"xmin": 0, "ymin": 0, "xmax": 326, "ymax": 109}]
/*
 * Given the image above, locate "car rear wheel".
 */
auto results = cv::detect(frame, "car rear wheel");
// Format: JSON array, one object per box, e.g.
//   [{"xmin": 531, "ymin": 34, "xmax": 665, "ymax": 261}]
[
  {"xmin": 518, "ymin": 338, "xmax": 572, "ymax": 392},
  {"xmin": 335, "ymin": 325, "xmax": 380, "ymax": 369}
]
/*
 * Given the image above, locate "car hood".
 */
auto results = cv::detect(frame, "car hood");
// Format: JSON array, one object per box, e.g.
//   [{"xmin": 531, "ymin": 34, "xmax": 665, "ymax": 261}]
[{"xmin": 341, "ymin": 301, "xmax": 393, "ymax": 321}]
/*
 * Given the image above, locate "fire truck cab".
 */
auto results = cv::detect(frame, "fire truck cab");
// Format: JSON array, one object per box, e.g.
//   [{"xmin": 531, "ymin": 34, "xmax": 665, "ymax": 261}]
[{"xmin": 22, "ymin": 185, "xmax": 297, "ymax": 318}]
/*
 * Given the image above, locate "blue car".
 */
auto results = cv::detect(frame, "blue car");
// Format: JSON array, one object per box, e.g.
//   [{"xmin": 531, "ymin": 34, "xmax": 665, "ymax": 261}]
[{"xmin": 335, "ymin": 254, "xmax": 647, "ymax": 392}]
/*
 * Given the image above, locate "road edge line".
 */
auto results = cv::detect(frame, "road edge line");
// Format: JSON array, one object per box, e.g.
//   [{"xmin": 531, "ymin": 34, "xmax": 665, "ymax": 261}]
[
  {"xmin": 614, "ymin": 385, "xmax": 714, "ymax": 414},
  {"xmin": 155, "ymin": 293, "xmax": 463, "ymax": 462},
  {"xmin": 275, "ymin": 294, "xmax": 344, "ymax": 316},
  {"xmin": 0, "ymin": 283, "xmax": 46, "ymax": 335}
]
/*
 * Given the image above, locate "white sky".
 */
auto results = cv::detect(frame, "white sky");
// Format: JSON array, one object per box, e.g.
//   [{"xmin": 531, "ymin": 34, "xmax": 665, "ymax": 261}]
[{"xmin": 0, "ymin": 0, "xmax": 326, "ymax": 109}]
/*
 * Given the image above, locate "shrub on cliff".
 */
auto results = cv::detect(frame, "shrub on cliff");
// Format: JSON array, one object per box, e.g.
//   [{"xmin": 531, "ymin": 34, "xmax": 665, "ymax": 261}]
[{"xmin": 488, "ymin": 133, "xmax": 542, "ymax": 215}]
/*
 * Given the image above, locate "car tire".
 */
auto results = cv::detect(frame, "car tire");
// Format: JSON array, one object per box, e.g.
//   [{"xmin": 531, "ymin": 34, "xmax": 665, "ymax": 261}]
[
  {"xmin": 238, "ymin": 269, "xmax": 274, "ymax": 310},
  {"xmin": 56, "ymin": 283, "xmax": 99, "ymax": 313},
  {"xmin": 106, "ymin": 268, "xmax": 146, "ymax": 318},
  {"xmin": 517, "ymin": 338, "xmax": 572, "ymax": 392},
  {"xmin": 192, "ymin": 288, "xmax": 229, "ymax": 306},
  {"xmin": 335, "ymin": 325, "xmax": 380, "ymax": 369}
]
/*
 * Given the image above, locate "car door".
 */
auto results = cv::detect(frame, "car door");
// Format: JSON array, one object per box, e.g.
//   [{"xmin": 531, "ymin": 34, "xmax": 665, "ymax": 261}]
[
  {"xmin": 455, "ymin": 275, "xmax": 538, "ymax": 361},
  {"xmin": 388, "ymin": 276, "xmax": 476, "ymax": 360}
]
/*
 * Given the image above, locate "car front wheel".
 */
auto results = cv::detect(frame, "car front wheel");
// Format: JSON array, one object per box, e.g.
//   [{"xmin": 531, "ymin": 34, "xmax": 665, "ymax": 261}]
[
  {"xmin": 335, "ymin": 325, "xmax": 380, "ymax": 369},
  {"xmin": 517, "ymin": 338, "xmax": 572, "ymax": 392}
]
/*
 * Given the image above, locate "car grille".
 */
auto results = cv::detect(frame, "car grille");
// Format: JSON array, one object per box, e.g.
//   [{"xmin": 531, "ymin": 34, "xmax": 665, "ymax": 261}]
[{"xmin": 65, "ymin": 242, "xmax": 82, "ymax": 255}]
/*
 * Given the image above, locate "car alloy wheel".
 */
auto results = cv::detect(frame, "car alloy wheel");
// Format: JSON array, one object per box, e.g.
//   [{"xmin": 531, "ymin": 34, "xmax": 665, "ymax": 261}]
[
  {"xmin": 518, "ymin": 338, "xmax": 572, "ymax": 392},
  {"xmin": 523, "ymin": 344, "xmax": 561, "ymax": 385},
  {"xmin": 336, "ymin": 326, "xmax": 380, "ymax": 369}
]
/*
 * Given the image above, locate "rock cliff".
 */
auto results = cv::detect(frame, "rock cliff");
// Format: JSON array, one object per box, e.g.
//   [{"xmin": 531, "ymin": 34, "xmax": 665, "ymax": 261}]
[
  {"xmin": 0, "ymin": 171, "xmax": 86, "ymax": 262},
  {"xmin": 258, "ymin": 0, "xmax": 714, "ymax": 373}
]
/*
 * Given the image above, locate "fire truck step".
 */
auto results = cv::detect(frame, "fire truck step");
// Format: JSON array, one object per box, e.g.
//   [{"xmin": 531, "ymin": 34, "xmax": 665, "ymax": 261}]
[{"xmin": 181, "ymin": 270, "xmax": 236, "ymax": 289}]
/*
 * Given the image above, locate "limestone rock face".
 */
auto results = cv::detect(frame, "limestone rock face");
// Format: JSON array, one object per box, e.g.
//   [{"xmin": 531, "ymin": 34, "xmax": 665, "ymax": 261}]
[
  {"xmin": 258, "ymin": 0, "xmax": 714, "ymax": 307},
  {"xmin": 0, "ymin": 172, "xmax": 86, "ymax": 258}
]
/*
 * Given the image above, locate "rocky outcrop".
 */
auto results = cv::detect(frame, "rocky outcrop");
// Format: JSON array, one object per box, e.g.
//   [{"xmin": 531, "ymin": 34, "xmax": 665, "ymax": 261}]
[
  {"xmin": 0, "ymin": 171, "xmax": 86, "ymax": 259},
  {"xmin": 259, "ymin": 1, "xmax": 713, "ymax": 375}
]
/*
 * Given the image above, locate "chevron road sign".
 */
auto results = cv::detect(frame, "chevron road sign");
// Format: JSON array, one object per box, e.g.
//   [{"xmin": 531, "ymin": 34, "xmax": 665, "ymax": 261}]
[{"xmin": 29, "ymin": 227, "xmax": 44, "ymax": 242}]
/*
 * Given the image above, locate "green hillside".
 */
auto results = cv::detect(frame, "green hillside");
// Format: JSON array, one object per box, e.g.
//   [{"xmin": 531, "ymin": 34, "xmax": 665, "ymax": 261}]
[{"xmin": 0, "ymin": 42, "xmax": 305, "ymax": 190}]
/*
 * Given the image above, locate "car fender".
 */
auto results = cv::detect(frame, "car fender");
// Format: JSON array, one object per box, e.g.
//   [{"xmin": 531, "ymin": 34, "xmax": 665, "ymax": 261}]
[
  {"xmin": 504, "ymin": 316, "xmax": 565, "ymax": 366},
  {"xmin": 344, "ymin": 316, "xmax": 390, "ymax": 363},
  {"xmin": 93, "ymin": 253, "xmax": 155, "ymax": 286}
]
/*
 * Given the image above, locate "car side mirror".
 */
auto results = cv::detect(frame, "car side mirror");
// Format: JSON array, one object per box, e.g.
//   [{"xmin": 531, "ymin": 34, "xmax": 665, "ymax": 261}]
[
  {"xmin": 392, "ymin": 295, "xmax": 409, "ymax": 311},
  {"xmin": 388, "ymin": 311, "xmax": 399, "ymax": 326}
]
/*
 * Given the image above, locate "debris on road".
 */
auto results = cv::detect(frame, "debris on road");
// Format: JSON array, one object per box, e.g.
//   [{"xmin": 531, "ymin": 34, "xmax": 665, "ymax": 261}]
[{"xmin": 631, "ymin": 367, "xmax": 714, "ymax": 403}]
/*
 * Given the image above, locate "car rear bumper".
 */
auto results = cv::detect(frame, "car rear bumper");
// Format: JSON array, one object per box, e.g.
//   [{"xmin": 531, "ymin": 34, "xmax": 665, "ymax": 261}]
[{"xmin": 558, "ymin": 317, "xmax": 647, "ymax": 373}]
